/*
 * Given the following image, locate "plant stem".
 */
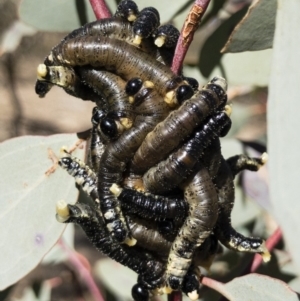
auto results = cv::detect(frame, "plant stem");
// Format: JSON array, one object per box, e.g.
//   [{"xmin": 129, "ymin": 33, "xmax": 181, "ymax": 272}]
[
  {"xmin": 250, "ymin": 227, "xmax": 282, "ymax": 272},
  {"xmin": 58, "ymin": 239, "xmax": 105, "ymax": 301},
  {"xmin": 89, "ymin": 0, "xmax": 111, "ymax": 19},
  {"xmin": 171, "ymin": 0, "xmax": 211, "ymax": 74},
  {"xmin": 168, "ymin": 290, "xmax": 182, "ymax": 301}
]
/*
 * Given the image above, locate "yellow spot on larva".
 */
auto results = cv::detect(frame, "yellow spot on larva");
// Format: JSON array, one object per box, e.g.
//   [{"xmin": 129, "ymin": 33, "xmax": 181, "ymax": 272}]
[
  {"xmin": 154, "ymin": 36, "xmax": 166, "ymax": 48},
  {"xmin": 37, "ymin": 64, "xmax": 47, "ymax": 79},
  {"xmin": 144, "ymin": 81, "xmax": 154, "ymax": 88},
  {"xmin": 110, "ymin": 183, "xmax": 122, "ymax": 197},
  {"xmin": 224, "ymin": 104, "xmax": 232, "ymax": 117},
  {"xmin": 261, "ymin": 152, "xmax": 268, "ymax": 164},
  {"xmin": 120, "ymin": 117, "xmax": 133, "ymax": 129},
  {"xmin": 56, "ymin": 200, "xmax": 69, "ymax": 218},
  {"xmin": 123, "ymin": 237, "xmax": 137, "ymax": 246},
  {"xmin": 133, "ymin": 35, "xmax": 142, "ymax": 45}
]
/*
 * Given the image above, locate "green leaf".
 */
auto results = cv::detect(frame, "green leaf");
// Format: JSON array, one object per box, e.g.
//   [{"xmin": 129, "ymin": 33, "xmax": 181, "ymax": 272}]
[
  {"xmin": 222, "ymin": 0, "xmax": 277, "ymax": 53},
  {"xmin": 268, "ymin": 0, "xmax": 300, "ymax": 273},
  {"xmin": 0, "ymin": 134, "xmax": 85, "ymax": 290},
  {"xmin": 19, "ymin": 0, "xmax": 96, "ymax": 32},
  {"xmin": 222, "ymin": 274, "xmax": 299, "ymax": 301},
  {"xmin": 198, "ymin": 5, "xmax": 249, "ymax": 78}
]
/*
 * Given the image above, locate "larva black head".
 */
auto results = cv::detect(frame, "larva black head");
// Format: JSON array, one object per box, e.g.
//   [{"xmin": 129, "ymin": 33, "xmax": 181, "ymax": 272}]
[
  {"xmin": 219, "ymin": 118, "xmax": 232, "ymax": 137},
  {"xmin": 183, "ymin": 76, "xmax": 199, "ymax": 91},
  {"xmin": 168, "ymin": 275, "xmax": 181, "ymax": 290},
  {"xmin": 131, "ymin": 283, "xmax": 149, "ymax": 301},
  {"xmin": 58, "ymin": 156, "xmax": 74, "ymax": 169},
  {"xmin": 176, "ymin": 84, "xmax": 194, "ymax": 104},
  {"xmin": 133, "ymin": 7, "xmax": 160, "ymax": 39},
  {"xmin": 211, "ymin": 111, "xmax": 232, "ymax": 137},
  {"xmin": 158, "ymin": 220, "xmax": 174, "ymax": 235},
  {"xmin": 100, "ymin": 117, "xmax": 118, "ymax": 138},
  {"xmin": 126, "ymin": 78, "xmax": 143, "ymax": 95},
  {"xmin": 115, "ymin": 0, "xmax": 139, "ymax": 21},
  {"xmin": 154, "ymin": 24, "xmax": 180, "ymax": 48},
  {"xmin": 91, "ymin": 107, "xmax": 106, "ymax": 125},
  {"xmin": 181, "ymin": 271, "xmax": 200, "ymax": 299},
  {"xmin": 35, "ymin": 80, "xmax": 53, "ymax": 97}
]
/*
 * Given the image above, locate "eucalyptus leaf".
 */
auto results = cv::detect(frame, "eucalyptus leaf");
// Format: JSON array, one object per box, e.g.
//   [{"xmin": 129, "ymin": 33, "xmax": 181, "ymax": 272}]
[
  {"xmin": 222, "ymin": 274, "xmax": 299, "ymax": 301},
  {"xmin": 0, "ymin": 134, "xmax": 85, "ymax": 290},
  {"xmin": 19, "ymin": 0, "xmax": 96, "ymax": 32},
  {"xmin": 198, "ymin": 5, "xmax": 249, "ymax": 78},
  {"xmin": 268, "ymin": 0, "xmax": 300, "ymax": 273},
  {"xmin": 94, "ymin": 258, "xmax": 138, "ymax": 300},
  {"xmin": 222, "ymin": 0, "xmax": 277, "ymax": 53}
]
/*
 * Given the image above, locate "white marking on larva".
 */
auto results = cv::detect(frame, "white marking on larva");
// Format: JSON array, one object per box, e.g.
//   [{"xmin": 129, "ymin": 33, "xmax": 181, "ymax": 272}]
[
  {"xmin": 224, "ymin": 104, "xmax": 232, "ymax": 117},
  {"xmin": 211, "ymin": 76, "xmax": 227, "ymax": 91},
  {"xmin": 47, "ymin": 53, "xmax": 53, "ymax": 62},
  {"xmin": 154, "ymin": 36, "xmax": 166, "ymax": 47},
  {"xmin": 127, "ymin": 13, "xmax": 136, "ymax": 22},
  {"xmin": 261, "ymin": 241, "xmax": 271, "ymax": 262},
  {"xmin": 164, "ymin": 90, "xmax": 176, "ymax": 106},
  {"xmin": 188, "ymin": 290, "xmax": 199, "ymax": 301},
  {"xmin": 110, "ymin": 183, "xmax": 122, "ymax": 197},
  {"xmin": 261, "ymin": 152, "xmax": 268, "ymax": 164},
  {"xmin": 56, "ymin": 200, "xmax": 69, "ymax": 218},
  {"xmin": 144, "ymin": 81, "xmax": 154, "ymax": 88},
  {"xmin": 37, "ymin": 64, "xmax": 47, "ymax": 78},
  {"xmin": 104, "ymin": 209, "xmax": 116, "ymax": 220},
  {"xmin": 133, "ymin": 35, "xmax": 142, "ymax": 45}
]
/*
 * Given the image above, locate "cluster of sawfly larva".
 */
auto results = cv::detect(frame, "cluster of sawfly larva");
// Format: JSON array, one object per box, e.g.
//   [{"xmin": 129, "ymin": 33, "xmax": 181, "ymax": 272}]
[{"xmin": 35, "ymin": 1, "xmax": 271, "ymax": 300}]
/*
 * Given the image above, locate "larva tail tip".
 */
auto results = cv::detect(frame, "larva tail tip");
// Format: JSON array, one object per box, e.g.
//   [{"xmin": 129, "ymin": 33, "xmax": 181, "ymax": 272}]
[
  {"xmin": 110, "ymin": 183, "xmax": 123, "ymax": 197},
  {"xmin": 224, "ymin": 104, "xmax": 232, "ymax": 117},
  {"xmin": 261, "ymin": 152, "xmax": 268, "ymax": 164},
  {"xmin": 37, "ymin": 64, "xmax": 48, "ymax": 79},
  {"xmin": 154, "ymin": 36, "xmax": 166, "ymax": 47},
  {"xmin": 56, "ymin": 200, "xmax": 70, "ymax": 222},
  {"xmin": 188, "ymin": 290, "xmax": 200, "ymax": 301},
  {"xmin": 211, "ymin": 76, "xmax": 227, "ymax": 91}
]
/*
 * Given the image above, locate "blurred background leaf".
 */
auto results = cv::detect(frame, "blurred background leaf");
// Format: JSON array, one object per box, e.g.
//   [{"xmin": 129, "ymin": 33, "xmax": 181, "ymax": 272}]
[{"xmin": 222, "ymin": 0, "xmax": 276, "ymax": 53}]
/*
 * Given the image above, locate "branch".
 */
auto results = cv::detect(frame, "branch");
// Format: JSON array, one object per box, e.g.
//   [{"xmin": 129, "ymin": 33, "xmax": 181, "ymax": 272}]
[
  {"xmin": 171, "ymin": 0, "xmax": 211, "ymax": 74},
  {"xmin": 250, "ymin": 227, "xmax": 282, "ymax": 272},
  {"xmin": 201, "ymin": 276, "xmax": 232, "ymax": 300},
  {"xmin": 89, "ymin": 0, "xmax": 111, "ymax": 19},
  {"xmin": 58, "ymin": 239, "xmax": 105, "ymax": 301}
]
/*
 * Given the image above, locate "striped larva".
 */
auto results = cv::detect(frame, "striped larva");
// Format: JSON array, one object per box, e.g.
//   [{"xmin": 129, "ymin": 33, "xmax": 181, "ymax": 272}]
[
  {"xmin": 35, "ymin": 3, "xmax": 180, "ymax": 98},
  {"xmin": 131, "ymin": 77, "xmax": 227, "ymax": 175},
  {"xmin": 56, "ymin": 201, "xmax": 164, "ymax": 287},
  {"xmin": 143, "ymin": 110, "xmax": 232, "ymax": 194},
  {"xmin": 48, "ymin": 35, "xmax": 193, "ymax": 106},
  {"xmin": 96, "ymin": 78, "xmax": 173, "ymax": 243}
]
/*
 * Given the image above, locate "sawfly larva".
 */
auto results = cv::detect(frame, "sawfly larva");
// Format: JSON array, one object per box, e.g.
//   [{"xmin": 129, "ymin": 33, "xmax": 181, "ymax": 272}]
[
  {"xmin": 131, "ymin": 77, "xmax": 227, "ymax": 175},
  {"xmin": 143, "ymin": 110, "xmax": 231, "ymax": 194}
]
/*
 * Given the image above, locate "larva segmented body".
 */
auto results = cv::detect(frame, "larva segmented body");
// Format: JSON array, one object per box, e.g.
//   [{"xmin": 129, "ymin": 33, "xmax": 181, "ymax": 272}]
[
  {"xmin": 57, "ymin": 202, "xmax": 164, "ymax": 285},
  {"xmin": 50, "ymin": 36, "xmax": 192, "ymax": 105},
  {"xmin": 131, "ymin": 78, "xmax": 227, "ymax": 175},
  {"xmin": 143, "ymin": 111, "xmax": 231, "ymax": 194}
]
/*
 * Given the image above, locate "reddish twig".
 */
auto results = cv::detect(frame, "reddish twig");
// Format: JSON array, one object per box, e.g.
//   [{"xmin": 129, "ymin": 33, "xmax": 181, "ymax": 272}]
[
  {"xmin": 89, "ymin": 0, "xmax": 111, "ymax": 19},
  {"xmin": 171, "ymin": 0, "xmax": 211, "ymax": 74},
  {"xmin": 202, "ymin": 276, "xmax": 232, "ymax": 300},
  {"xmin": 58, "ymin": 239, "xmax": 105, "ymax": 301},
  {"xmin": 250, "ymin": 227, "xmax": 282, "ymax": 272},
  {"xmin": 168, "ymin": 290, "xmax": 182, "ymax": 301}
]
